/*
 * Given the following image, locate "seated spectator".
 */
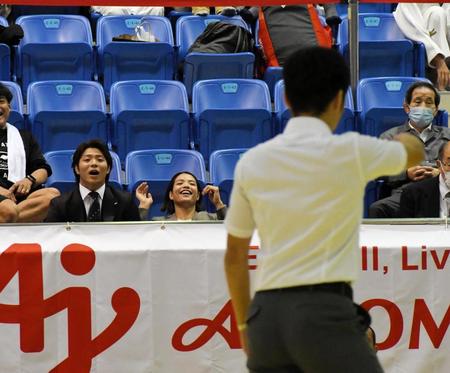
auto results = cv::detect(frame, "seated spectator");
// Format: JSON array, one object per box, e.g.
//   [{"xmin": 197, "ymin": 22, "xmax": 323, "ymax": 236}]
[
  {"xmin": 0, "ymin": 83, "xmax": 59, "ymax": 222},
  {"xmin": 174, "ymin": 6, "xmax": 237, "ymax": 17},
  {"xmin": 369, "ymin": 81, "xmax": 450, "ymax": 218},
  {"xmin": 46, "ymin": 139, "xmax": 140, "ymax": 222},
  {"xmin": 91, "ymin": 6, "xmax": 164, "ymax": 16},
  {"xmin": 136, "ymin": 171, "xmax": 227, "ymax": 221},
  {"xmin": 399, "ymin": 140, "xmax": 450, "ymax": 218},
  {"xmin": 0, "ymin": 196, "xmax": 18, "ymax": 222},
  {"xmin": 394, "ymin": 3, "xmax": 450, "ymax": 90}
]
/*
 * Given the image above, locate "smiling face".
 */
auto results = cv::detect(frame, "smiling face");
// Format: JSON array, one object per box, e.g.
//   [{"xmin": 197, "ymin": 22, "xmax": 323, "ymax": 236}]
[
  {"xmin": 75, "ymin": 147, "xmax": 110, "ymax": 191},
  {"xmin": 0, "ymin": 96, "xmax": 11, "ymax": 129},
  {"xmin": 169, "ymin": 173, "xmax": 200, "ymax": 208}
]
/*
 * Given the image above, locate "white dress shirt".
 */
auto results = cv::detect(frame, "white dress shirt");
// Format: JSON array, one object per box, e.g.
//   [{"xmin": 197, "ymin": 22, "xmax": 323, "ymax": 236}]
[
  {"xmin": 439, "ymin": 174, "xmax": 450, "ymax": 217},
  {"xmin": 225, "ymin": 116, "xmax": 407, "ymax": 291},
  {"xmin": 79, "ymin": 183, "xmax": 106, "ymax": 217}
]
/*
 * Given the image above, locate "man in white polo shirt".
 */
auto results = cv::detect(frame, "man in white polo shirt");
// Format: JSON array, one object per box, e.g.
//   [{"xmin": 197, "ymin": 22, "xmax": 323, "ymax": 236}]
[{"xmin": 224, "ymin": 47, "xmax": 424, "ymax": 372}]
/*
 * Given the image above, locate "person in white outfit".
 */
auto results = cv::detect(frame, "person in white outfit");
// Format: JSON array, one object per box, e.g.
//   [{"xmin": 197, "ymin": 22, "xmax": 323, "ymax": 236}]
[
  {"xmin": 394, "ymin": 3, "xmax": 450, "ymax": 90},
  {"xmin": 91, "ymin": 6, "xmax": 164, "ymax": 16}
]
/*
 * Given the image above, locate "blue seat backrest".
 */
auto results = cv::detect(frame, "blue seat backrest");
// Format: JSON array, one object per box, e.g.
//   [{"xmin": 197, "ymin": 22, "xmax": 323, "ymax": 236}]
[
  {"xmin": 193, "ymin": 78, "xmax": 271, "ymax": 112},
  {"xmin": 110, "ymin": 80, "xmax": 190, "ymax": 161},
  {"xmin": 27, "ymin": 80, "xmax": 107, "ymax": 152},
  {"xmin": 356, "ymin": 77, "xmax": 446, "ymax": 136},
  {"xmin": 110, "ymin": 80, "xmax": 188, "ymax": 113},
  {"xmin": 274, "ymin": 80, "xmax": 354, "ymax": 134},
  {"xmin": 176, "ymin": 15, "xmax": 249, "ymax": 61},
  {"xmin": 125, "ymin": 149, "xmax": 207, "ymax": 218},
  {"xmin": 1, "ymin": 81, "xmax": 24, "ymax": 129},
  {"xmin": 28, "ymin": 80, "xmax": 105, "ymax": 113},
  {"xmin": 209, "ymin": 148, "xmax": 247, "ymax": 205},
  {"xmin": 45, "ymin": 149, "xmax": 122, "ymax": 192},
  {"xmin": 336, "ymin": 3, "xmax": 393, "ymax": 17},
  {"xmin": 97, "ymin": 15, "xmax": 174, "ymax": 52},
  {"xmin": 17, "ymin": 14, "xmax": 93, "ymax": 44}
]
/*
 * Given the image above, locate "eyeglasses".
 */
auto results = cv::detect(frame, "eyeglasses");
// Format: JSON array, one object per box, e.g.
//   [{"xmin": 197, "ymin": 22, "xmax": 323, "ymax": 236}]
[{"xmin": 440, "ymin": 161, "xmax": 450, "ymax": 168}]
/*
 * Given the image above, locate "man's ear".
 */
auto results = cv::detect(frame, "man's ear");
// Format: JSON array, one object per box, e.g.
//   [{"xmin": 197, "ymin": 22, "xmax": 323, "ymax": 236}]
[
  {"xmin": 284, "ymin": 92, "xmax": 292, "ymax": 110},
  {"xmin": 403, "ymin": 102, "xmax": 410, "ymax": 114},
  {"xmin": 75, "ymin": 165, "xmax": 80, "ymax": 175}
]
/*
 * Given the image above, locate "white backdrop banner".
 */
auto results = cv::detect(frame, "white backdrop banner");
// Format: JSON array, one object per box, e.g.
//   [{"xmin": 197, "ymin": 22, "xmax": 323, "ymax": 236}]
[{"xmin": 0, "ymin": 222, "xmax": 449, "ymax": 373}]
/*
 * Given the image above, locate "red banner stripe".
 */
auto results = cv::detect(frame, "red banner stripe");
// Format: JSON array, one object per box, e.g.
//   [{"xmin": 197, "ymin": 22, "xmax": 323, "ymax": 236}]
[{"xmin": 1, "ymin": 0, "xmax": 441, "ymax": 4}]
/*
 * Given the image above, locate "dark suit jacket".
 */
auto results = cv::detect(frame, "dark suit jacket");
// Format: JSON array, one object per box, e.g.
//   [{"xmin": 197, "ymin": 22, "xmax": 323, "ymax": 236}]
[
  {"xmin": 398, "ymin": 176, "xmax": 440, "ymax": 218},
  {"xmin": 45, "ymin": 185, "xmax": 140, "ymax": 222}
]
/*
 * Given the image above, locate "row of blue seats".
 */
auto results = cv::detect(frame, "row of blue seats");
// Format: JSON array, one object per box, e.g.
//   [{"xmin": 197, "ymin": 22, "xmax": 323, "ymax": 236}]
[
  {"xmin": 0, "ymin": 12, "xmax": 427, "ymax": 102},
  {"xmin": 6, "ymin": 76, "xmax": 448, "ymax": 166},
  {"xmin": 45, "ymin": 148, "xmax": 244, "ymax": 217}
]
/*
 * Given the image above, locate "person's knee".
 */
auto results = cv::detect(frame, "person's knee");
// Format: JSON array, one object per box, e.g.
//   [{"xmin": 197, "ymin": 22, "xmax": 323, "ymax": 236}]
[{"xmin": 0, "ymin": 199, "xmax": 19, "ymax": 223}]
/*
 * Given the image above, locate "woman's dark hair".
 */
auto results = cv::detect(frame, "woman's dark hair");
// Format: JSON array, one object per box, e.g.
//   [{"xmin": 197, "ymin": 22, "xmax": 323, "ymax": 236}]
[
  {"xmin": 71, "ymin": 139, "xmax": 112, "ymax": 182},
  {"xmin": 161, "ymin": 171, "xmax": 203, "ymax": 215}
]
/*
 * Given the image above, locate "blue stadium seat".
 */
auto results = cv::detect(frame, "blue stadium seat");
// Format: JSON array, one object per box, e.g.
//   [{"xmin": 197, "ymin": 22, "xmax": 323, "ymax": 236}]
[
  {"xmin": 335, "ymin": 3, "xmax": 393, "ymax": 17},
  {"xmin": 45, "ymin": 149, "xmax": 122, "ymax": 192},
  {"xmin": 263, "ymin": 67, "xmax": 283, "ymax": 100},
  {"xmin": 176, "ymin": 15, "xmax": 255, "ymax": 99},
  {"xmin": 15, "ymin": 15, "xmax": 94, "ymax": 95},
  {"xmin": 0, "ymin": 17, "xmax": 10, "ymax": 81},
  {"xmin": 27, "ymin": 81, "xmax": 108, "ymax": 153},
  {"xmin": 192, "ymin": 79, "xmax": 272, "ymax": 164},
  {"xmin": 357, "ymin": 77, "xmax": 448, "ymax": 137},
  {"xmin": 110, "ymin": 80, "xmax": 190, "ymax": 163},
  {"xmin": 338, "ymin": 13, "xmax": 424, "ymax": 79},
  {"xmin": 96, "ymin": 16, "xmax": 175, "ymax": 97},
  {"xmin": 209, "ymin": 148, "xmax": 247, "ymax": 206},
  {"xmin": 1, "ymin": 81, "xmax": 24, "ymax": 130},
  {"xmin": 125, "ymin": 149, "xmax": 207, "ymax": 218},
  {"xmin": 274, "ymin": 80, "xmax": 355, "ymax": 134}
]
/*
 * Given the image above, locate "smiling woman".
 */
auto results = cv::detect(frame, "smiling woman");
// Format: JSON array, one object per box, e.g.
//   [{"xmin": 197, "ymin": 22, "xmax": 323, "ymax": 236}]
[{"xmin": 136, "ymin": 171, "xmax": 227, "ymax": 221}]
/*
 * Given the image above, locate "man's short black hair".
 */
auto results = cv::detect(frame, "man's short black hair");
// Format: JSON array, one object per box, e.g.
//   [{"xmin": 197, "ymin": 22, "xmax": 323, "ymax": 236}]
[
  {"xmin": 0, "ymin": 83, "xmax": 13, "ymax": 104},
  {"xmin": 71, "ymin": 139, "xmax": 112, "ymax": 182},
  {"xmin": 283, "ymin": 46, "xmax": 350, "ymax": 116},
  {"xmin": 438, "ymin": 140, "xmax": 450, "ymax": 162},
  {"xmin": 404, "ymin": 81, "xmax": 440, "ymax": 106}
]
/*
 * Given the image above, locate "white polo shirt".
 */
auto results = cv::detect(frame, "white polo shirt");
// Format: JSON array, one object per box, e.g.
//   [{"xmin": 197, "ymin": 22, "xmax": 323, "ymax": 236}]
[{"xmin": 225, "ymin": 116, "xmax": 407, "ymax": 291}]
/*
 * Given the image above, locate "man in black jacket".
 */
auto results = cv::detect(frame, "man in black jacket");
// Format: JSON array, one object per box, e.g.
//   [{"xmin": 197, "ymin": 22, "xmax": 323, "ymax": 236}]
[
  {"xmin": 46, "ymin": 139, "xmax": 140, "ymax": 222},
  {"xmin": 0, "ymin": 83, "xmax": 59, "ymax": 222},
  {"xmin": 399, "ymin": 140, "xmax": 450, "ymax": 218}
]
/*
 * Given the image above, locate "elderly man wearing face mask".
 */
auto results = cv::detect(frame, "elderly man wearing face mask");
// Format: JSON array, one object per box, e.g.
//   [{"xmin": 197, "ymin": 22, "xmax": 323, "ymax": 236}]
[
  {"xmin": 369, "ymin": 81, "xmax": 450, "ymax": 218},
  {"xmin": 399, "ymin": 140, "xmax": 450, "ymax": 217}
]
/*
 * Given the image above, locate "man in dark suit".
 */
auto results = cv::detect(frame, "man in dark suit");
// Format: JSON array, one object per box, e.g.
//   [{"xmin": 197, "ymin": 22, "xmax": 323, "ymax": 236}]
[
  {"xmin": 369, "ymin": 81, "xmax": 450, "ymax": 218},
  {"xmin": 46, "ymin": 139, "xmax": 140, "ymax": 222},
  {"xmin": 399, "ymin": 140, "xmax": 450, "ymax": 218}
]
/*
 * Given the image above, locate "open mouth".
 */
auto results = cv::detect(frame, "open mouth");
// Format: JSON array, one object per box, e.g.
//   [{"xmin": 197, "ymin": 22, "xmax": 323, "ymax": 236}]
[
  {"xmin": 89, "ymin": 170, "xmax": 100, "ymax": 176},
  {"xmin": 180, "ymin": 189, "xmax": 192, "ymax": 196}
]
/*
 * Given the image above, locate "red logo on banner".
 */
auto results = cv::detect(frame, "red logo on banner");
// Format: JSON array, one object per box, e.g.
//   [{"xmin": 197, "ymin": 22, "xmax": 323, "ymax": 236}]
[
  {"xmin": 0, "ymin": 243, "xmax": 140, "ymax": 372},
  {"xmin": 172, "ymin": 246, "xmax": 259, "ymax": 351},
  {"xmin": 172, "ymin": 300, "xmax": 241, "ymax": 351}
]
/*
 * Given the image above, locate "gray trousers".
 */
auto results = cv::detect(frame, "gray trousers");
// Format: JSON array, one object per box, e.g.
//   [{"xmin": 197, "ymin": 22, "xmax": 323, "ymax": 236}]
[{"xmin": 246, "ymin": 286, "xmax": 383, "ymax": 373}]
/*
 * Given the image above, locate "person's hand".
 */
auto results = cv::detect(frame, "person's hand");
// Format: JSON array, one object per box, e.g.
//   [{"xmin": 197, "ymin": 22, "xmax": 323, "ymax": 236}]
[
  {"xmin": 202, "ymin": 184, "xmax": 225, "ymax": 210},
  {"xmin": 239, "ymin": 330, "xmax": 249, "ymax": 356},
  {"xmin": 0, "ymin": 185, "xmax": 16, "ymax": 203},
  {"xmin": 9, "ymin": 177, "xmax": 33, "ymax": 198},
  {"xmin": 407, "ymin": 165, "xmax": 435, "ymax": 181},
  {"xmin": 432, "ymin": 55, "xmax": 450, "ymax": 90},
  {"xmin": 135, "ymin": 182, "xmax": 153, "ymax": 209}
]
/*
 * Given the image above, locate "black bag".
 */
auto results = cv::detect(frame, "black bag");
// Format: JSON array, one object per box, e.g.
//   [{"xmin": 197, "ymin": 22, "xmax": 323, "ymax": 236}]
[
  {"xmin": 188, "ymin": 21, "xmax": 255, "ymax": 54},
  {"xmin": 185, "ymin": 21, "xmax": 263, "ymax": 77}
]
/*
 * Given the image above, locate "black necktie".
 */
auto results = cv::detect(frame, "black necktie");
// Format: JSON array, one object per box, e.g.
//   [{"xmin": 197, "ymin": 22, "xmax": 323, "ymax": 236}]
[{"xmin": 87, "ymin": 191, "xmax": 101, "ymax": 222}]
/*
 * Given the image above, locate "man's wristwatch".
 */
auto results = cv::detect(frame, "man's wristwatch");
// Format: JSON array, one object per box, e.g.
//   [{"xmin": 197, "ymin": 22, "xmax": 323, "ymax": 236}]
[{"xmin": 26, "ymin": 174, "xmax": 36, "ymax": 186}]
